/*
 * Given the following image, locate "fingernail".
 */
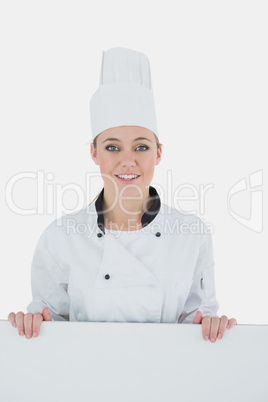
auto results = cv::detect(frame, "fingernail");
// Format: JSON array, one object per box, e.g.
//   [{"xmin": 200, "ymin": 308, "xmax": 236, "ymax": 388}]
[
  {"xmin": 205, "ymin": 336, "xmax": 208, "ymax": 340},
  {"xmin": 19, "ymin": 331, "xmax": 24, "ymax": 336},
  {"xmin": 33, "ymin": 332, "xmax": 37, "ymax": 337},
  {"xmin": 12, "ymin": 322, "xmax": 15, "ymax": 327},
  {"xmin": 218, "ymin": 333, "xmax": 222, "ymax": 339},
  {"xmin": 26, "ymin": 334, "xmax": 31, "ymax": 339},
  {"xmin": 211, "ymin": 338, "xmax": 215, "ymax": 342}
]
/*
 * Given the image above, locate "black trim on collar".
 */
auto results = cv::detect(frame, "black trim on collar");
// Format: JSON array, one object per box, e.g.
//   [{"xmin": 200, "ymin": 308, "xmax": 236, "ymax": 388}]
[{"xmin": 95, "ymin": 185, "xmax": 161, "ymax": 234}]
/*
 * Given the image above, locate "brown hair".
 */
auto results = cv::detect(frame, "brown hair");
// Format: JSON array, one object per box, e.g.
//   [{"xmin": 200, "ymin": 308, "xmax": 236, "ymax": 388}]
[{"xmin": 88, "ymin": 132, "xmax": 163, "ymax": 206}]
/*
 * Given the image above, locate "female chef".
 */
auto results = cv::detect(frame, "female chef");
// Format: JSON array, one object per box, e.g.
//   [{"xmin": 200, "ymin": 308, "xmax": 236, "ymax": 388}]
[{"xmin": 8, "ymin": 47, "xmax": 237, "ymax": 342}]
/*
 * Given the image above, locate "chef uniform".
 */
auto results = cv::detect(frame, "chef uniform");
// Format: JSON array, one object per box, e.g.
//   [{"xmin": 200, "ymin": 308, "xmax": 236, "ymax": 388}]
[{"xmin": 26, "ymin": 47, "xmax": 220, "ymax": 324}]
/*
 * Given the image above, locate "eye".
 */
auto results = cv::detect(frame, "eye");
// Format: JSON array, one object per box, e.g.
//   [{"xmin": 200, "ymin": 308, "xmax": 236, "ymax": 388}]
[
  {"xmin": 106, "ymin": 145, "xmax": 118, "ymax": 151},
  {"xmin": 136, "ymin": 145, "xmax": 149, "ymax": 151},
  {"xmin": 105, "ymin": 145, "xmax": 149, "ymax": 152}
]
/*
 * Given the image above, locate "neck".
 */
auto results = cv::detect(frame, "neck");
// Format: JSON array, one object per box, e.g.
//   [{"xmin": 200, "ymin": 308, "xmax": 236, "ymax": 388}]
[{"xmin": 102, "ymin": 186, "xmax": 153, "ymax": 231}]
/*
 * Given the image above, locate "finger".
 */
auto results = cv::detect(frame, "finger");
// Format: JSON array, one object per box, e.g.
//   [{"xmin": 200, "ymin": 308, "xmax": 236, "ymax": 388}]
[
  {"xmin": 24, "ymin": 313, "xmax": 33, "ymax": 339},
  {"xmin": 210, "ymin": 317, "xmax": 220, "ymax": 343},
  {"xmin": 227, "ymin": 318, "xmax": 238, "ymax": 330},
  {"xmin": 33, "ymin": 313, "xmax": 44, "ymax": 337},
  {"xmin": 8, "ymin": 312, "xmax": 17, "ymax": 328},
  {"xmin": 217, "ymin": 315, "xmax": 229, "ymax": 339},
  {"xmin": 15, "ymin": 311, "xmax": 25, "ymax": 336},
  {"xmin": 42, "ymin": 307, "xmax": 52, "ymax": 321},
  {"xmin": 201, "ymin": 316, "xmax": 211, "ymax": 341},
  {"xmin": 193, "ymin": 310, "xmax": 203, "ymax": 324}
]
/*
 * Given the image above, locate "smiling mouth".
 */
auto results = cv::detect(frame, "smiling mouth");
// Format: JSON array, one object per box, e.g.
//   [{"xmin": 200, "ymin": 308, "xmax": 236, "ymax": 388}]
[{"xmin": 115, "ymin": 175, "xmax": 141, "ymax": 182}]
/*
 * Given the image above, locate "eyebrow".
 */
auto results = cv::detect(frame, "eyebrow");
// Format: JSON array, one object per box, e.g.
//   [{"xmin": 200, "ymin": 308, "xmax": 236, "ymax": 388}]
[{"xmin": 102, "ymin": 137, "xmax": 152, "ymax": 144}]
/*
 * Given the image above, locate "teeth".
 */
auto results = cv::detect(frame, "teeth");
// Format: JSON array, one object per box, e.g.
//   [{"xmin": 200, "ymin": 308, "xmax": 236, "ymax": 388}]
[{"xmin": 117, "ymin": 175, "xmax": 139, "ymax": 180}]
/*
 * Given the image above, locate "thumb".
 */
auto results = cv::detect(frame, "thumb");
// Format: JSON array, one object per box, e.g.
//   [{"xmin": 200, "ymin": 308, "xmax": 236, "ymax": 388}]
[
  {"xmin": 42, "ymin": 307, "xmax": 52, "ymax": 321},
  {"xmin": 193, "ymin": 310, "xmax": 203, "ymax": 324}
]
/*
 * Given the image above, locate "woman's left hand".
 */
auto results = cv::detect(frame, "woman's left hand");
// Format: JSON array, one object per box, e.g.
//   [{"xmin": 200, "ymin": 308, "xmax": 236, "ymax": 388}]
[{"xmin": 193, "ymin": 311, "xmax": 237, "ymax": 343}]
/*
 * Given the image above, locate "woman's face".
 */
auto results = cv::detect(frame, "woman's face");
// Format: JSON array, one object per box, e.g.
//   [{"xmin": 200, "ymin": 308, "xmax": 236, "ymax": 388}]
[{"xmin": 90, "ymin": 126, "xmax": 162, "ymax": 197}]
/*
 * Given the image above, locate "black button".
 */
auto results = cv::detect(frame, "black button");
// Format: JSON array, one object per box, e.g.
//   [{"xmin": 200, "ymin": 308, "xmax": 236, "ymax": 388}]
[
  {"xmin": 104, "ymin": 274, "xmax": 110, "ymax": 280},
  {"xmin": 155, "ymin": 232, "xmax": 161, "ymax": 237},
  {"xmin": 97, "ymin": 233, "xmax": 103, "ymax": 238}
]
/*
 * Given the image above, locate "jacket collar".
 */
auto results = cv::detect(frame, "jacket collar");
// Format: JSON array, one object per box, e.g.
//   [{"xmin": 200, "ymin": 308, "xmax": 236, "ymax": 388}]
[{"xmin": 95, "ymin": 185, "xmax": 161, "ymax": 234}]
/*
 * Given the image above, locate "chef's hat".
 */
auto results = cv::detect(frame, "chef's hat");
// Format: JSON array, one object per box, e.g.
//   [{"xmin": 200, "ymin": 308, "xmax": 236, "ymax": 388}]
[{"xmin": 90, "ymin": 47, "xmax": 159, "ymax": 141}]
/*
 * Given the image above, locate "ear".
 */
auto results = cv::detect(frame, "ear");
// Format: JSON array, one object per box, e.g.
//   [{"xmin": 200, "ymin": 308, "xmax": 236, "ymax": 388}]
[
  {"xmin": 155, "ymin": 145, "xmax": 162, "ymax": 166},
  {"xmin": 90, "ymin": 143, "xmax": 99, "ymax": 165}
]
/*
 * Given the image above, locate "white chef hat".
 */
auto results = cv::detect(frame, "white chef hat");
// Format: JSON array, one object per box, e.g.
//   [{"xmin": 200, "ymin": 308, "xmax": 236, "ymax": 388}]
[{"xmin": 90, "ymin": 47, "xmax": 159, "ymax": 141}]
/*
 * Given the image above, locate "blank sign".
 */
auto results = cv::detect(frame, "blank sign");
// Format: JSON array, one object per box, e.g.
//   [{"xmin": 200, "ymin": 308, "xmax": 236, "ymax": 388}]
[{"xmin": 0, "ymin": 321, "xmax": 267, "ymax": 402}]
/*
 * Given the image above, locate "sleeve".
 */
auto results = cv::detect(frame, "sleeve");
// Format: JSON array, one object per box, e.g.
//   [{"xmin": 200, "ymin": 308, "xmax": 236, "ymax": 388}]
[
  {"xmin": 26, "ymin": 234, "xmax": 70, "ymax": 321},
  {"xmin": 177, "ymin": 226, "xmax": 220, "ymax": 324}
]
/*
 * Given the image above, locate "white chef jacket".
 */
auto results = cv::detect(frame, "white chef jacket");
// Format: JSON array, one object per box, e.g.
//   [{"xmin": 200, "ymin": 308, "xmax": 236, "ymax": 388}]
[{"xmin": 26, "ymin": 186, "xmax": 220, "ymax": 324}]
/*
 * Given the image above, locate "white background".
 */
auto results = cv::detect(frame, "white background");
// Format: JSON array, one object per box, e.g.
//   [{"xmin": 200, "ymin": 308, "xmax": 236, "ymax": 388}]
[{"xmin": 0, "ymin": 1, "xmax": 267, "ymax": 324}]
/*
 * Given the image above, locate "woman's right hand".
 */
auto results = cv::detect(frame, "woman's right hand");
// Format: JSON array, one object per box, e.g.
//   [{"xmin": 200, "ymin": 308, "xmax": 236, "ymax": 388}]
[{"xmin": 8, "ymin": 307, "xmax": 52, "ymax": 339}]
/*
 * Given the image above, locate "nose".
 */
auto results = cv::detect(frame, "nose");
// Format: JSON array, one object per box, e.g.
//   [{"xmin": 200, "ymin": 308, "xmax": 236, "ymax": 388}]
[{"xmin": 119, "ymin": 150, "xmax": 137, "ymax": 168}]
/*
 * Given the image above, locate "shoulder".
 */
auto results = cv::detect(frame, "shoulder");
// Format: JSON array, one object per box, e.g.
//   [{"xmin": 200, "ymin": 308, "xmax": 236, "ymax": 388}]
[
  {"xmin": 39, "ymin": 203, "xmax": 96, "ymax": 244},
  {"xmin": 160, "ymin": 202, "xmax": 209, "ymax": 230},
  {"xmin": 158, "ymin": 202, "xmax": 213, "ymax": 252}
]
